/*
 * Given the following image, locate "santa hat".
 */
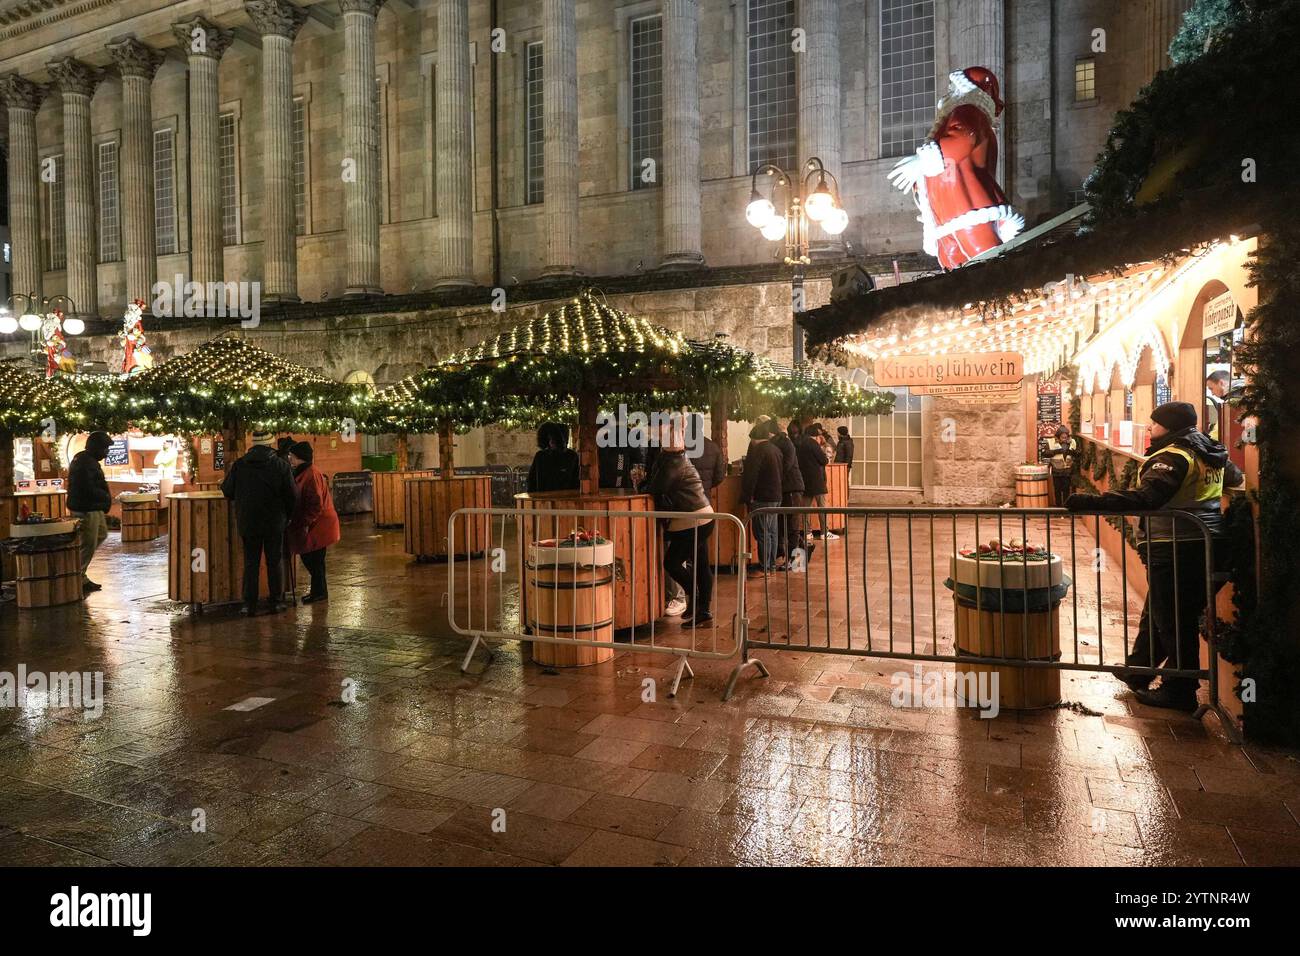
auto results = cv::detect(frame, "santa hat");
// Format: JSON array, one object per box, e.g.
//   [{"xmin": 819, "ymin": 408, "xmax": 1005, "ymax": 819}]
[{"xmin": 935, "ymin": 67, "xmax": 1004, "ymax": 129}]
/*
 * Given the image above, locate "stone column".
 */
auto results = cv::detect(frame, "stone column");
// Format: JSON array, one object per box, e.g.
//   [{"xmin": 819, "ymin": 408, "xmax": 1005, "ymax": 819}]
[
  {"xmin": 245, "ymin": 0, "xmax": 308, "ymax": 303},
  {"xmin": 798, "ymin": 0, "xmax": 842, "ymax": 258},
  {"xmin": 435, "ymin": 0, "xmax": 474, "ymax": 287},
  {"xmin": 954, "ymin": 0, "xmax": 1005, "ymax": 182},
  {"xmin": 542, "ymin": 0, "xmax": 578, "ymax": 277},
  {"xmin": 108, "ymin": 38, "xmax": 165, "ymax": 307},
  {"xmin": 0, "ymin": 75, "xmax": 49, "ymax": 302},
  {"xmin": 341, "ymin": 0, "xmax": 385, "ymax": 295},
  {"xmin": 172, "ymin": 16, "xmax": 234, "ymax": 298},
  {"xmin": 47, "ymin": 57, "xmax": 102, "ymax": 318},
  {"xmin": 660, "ymin": 0, "xmax": 703, "ymax": 270}
]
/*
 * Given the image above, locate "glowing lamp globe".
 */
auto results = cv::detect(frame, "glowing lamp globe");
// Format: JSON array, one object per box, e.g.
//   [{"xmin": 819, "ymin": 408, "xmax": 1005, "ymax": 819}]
[
  {"xmin": 0, "ymin": 314, "xmax": 16, "ymax": 335},
  {"xmin": 19, "ymin": 312, "xmax": 42, "ymax": 332},
  {"xmin": 760, "ymin": 214, "xmax": 788, "ymax": 242},
  {"xmin": 821, "ymin": 207, "xmax": 849, "ymax": 235},
  {"xmin": 804, "ymin": 187, "xmax": 835, "ymax": 223},
  {"xmin": 63, "ymin": 317, "xmax": 85, "ymax": 335},
  {"xmin": 745, "ymin": 195, "xmax": 775, "ymax": 229}
]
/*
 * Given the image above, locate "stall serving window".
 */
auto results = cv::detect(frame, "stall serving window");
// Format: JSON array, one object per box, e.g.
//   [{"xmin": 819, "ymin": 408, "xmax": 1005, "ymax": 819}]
[{"xmin": 1199, "ymin": 289, "xmax": 1245, "ymax": 469}]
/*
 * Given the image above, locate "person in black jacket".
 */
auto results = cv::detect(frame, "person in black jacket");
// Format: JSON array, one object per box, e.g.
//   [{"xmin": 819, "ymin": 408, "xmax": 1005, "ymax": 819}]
[
  {"xmin": 797, "ymin": 423, "xmax": 835, "ymax": 540},
  {"xmin": 742, "ymin": 424, "xmax": 783, "ymax": 575},
  {"xmin": 67, "ymin": 430, "xmax": 113, "ymax": 592},
  {"xmin": 221, "ymin": 431, "xmax": 298, "ymax": 616},
  {"xmin": 833, "ymin": 426, "xmax": 854, "ymax": 464},
  {"xmin": 686, "ymin": 413, "xmax": 727, "ymax": 496},
  {"xmin": 527, "ymin": 422, "xmax": 580, "ymax": 493},
  {"xmin": 767, "ymin": 419, "xmax": 805, "ymax": 564},
  {"xmin": 1066, "ymin": 401, "xmax": 1243, "ymax": 710},
  {"xmin": 646, "ymin": 430, "xmax": 715, "ymax": 626}
]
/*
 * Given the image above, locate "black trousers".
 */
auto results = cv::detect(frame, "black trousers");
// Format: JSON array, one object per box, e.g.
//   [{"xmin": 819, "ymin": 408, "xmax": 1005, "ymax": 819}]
[
  {"xmin": 1051, "ymin": 472, "xmax": 1072, "ymax": 506},
  {"xmin": 1133, "ymin": 542, "xmax": 1213, "ymax": 697},
  {"xmin": 782, "ymin": 491, "xmax": 806, "ymax": 560},
  {"xmin": 665, "ymin": 523, "xmax": 713, "ymax": 617},
  {"xmin": 300, "ymin": 548, "xmax": 327, "ymax": 596},
  {"xmin": 241, "ymin": 525, "xmax": 284, "ymax": 607}
]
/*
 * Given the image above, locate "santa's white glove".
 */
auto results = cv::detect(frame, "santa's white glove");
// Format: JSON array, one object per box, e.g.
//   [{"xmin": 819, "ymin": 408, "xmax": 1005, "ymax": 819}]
[
  {"xmin": 916, "ymin": 141, "xmax": 945, "ymax": 177},
  {"xmin": 888, "ymin": 154, "xmax": 923, "ymax": 193}
]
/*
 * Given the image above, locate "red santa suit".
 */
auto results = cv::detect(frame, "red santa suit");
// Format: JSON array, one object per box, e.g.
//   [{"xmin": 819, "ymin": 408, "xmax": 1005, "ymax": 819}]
[{"xmin": 889, "ymin": 67, "xmax": 1023, "ymax": 270}]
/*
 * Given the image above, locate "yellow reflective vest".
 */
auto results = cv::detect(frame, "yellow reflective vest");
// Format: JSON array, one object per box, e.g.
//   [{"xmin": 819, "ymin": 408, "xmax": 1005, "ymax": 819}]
[{"xmin": 1140, "ymin": 445, "xmax": 1224, "ymax": 543}]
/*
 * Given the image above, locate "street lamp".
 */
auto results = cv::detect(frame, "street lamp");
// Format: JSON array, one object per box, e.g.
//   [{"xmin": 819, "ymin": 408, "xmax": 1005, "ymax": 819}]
[
  {"xmin": 1, "ymin": 294, "xmax": 81, "ymax": 356},
  {"xmin": 745, "ymin": 157, "xmax": 848, "ymax": 363}
]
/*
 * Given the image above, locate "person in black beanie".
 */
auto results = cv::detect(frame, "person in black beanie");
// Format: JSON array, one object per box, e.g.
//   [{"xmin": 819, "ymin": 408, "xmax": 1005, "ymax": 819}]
[
  {"xmin": 1066, "ymin": 400, "xmax": 1242, "ymax": 711},
  {"xmin": 67, "ymin": 431, "xmax": 113, "ymax": 592}
]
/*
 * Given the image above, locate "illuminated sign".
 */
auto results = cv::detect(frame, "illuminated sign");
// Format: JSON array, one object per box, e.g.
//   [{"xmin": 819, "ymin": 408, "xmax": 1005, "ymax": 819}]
[
  {"xmin": 873, "ymin": 352, "xmax": 1023, "ymax": 387},
  {"xmin": 1202, "ymin": 291, "xmax": 1238, "ymax": 339}
]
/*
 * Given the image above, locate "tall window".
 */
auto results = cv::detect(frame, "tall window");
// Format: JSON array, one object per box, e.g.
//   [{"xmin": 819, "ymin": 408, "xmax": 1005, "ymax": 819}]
[
  {"xmin": 525, "ymin": 41, "xmax": 544, "ymax": 205},
  {"xmin": 746, "ymin": 0, "xmax": 797, "ymax": 172},
  {"xmin": 629, "ymin": 15, "xmax": 663, "ymax": 191},
  {"xmin": 850, "ymin": 387, "xmax": 924, "ymax": 489},
  {"xmin": 47, "ymin": 155, "xmax": 66, "ymax": 270},
  {"xmin": 153, "ymin": 128, "xmax": 177, "ymax": 255},
  {"xmin": 880, "ymin": 0, "xmax": 936, "ymax": 158},
  {"xmin": 97, "ymin": 141, "xmax": 120, "ymax": 262},
  {"xmin": 219, "ymin": 112, "xmax": 240, "ymax": 245},
  {"xmin": 1074, "ymin": 57, "xmax": 1097, "ymax": 102},
  {"xmin": 375, "ymin": 77, "xmax": 386, "ymax": 223},
  {"xmin": 293, "ymin": 96, "xmax": 307, "ymax": 235}
]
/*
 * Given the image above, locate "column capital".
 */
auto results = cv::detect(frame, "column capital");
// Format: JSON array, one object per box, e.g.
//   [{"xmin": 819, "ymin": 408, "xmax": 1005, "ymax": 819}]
[
  {"xmin": 244, "ymin": 0, "xmax": 308, "ymax": 40},
  {"xmin": 339, "ymin": 0, "xmax": 385, "ymax": 15},
  {"xmin": 172, "ymin": 16, "xmax": 235, "ymax": 60},
  {"xmin": 108, "ymin": 37, "xmax": 165, "ymax": 80},
  {"xmin": 46, "ymin": 57, "xmax": 103, "ymax": 98},
  {"xmin": 0, "ymin": 74, "xmax": 50, "ymax": 111}
]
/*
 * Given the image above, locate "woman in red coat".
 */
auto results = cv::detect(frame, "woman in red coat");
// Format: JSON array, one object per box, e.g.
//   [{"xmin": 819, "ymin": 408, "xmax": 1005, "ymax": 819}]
[{"xmin": 287, "ymin": 441, "xmax": 341, "ymax": 603}]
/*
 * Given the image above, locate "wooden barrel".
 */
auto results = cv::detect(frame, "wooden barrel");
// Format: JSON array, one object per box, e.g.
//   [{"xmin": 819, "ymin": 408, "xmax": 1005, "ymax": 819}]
[
  {"xmin": 527, "ymin": 563, "xmax": 615, "ymax": 667},
  {"xmin": 952, "ymin": 597, "xmax": 1062, "ymax": 709},
  {"xmin": 121, "ymin": 501, "xmax": 161, "ymax": 542},
  {"xmin": 15, "ymin": 541, "xmax": 82, "ymax": 609},
  {"xmin": 404, "ymin": 476, "xmax": 492, "ymax": 559},
  {"xmin": 708, "ymin": 475, "xmax": 745, "ymax": 571},
  {"xmin": 812, "ymin": 462, "xmax": 850, "ymax": 533},
  {"xmin": 2, "ymin": 493, "xmax": 69, "ymax": 582},
  {"xmin": 1014, "ymin": 464, "xmax": 1051, "ymax": 508},
  {"xmin": 516, "ymin": 491, "xmax": 664, "ymax": 630},
  {"xmin": 373, "ymin": 470, "xmax": 437, "ymax": 527}
]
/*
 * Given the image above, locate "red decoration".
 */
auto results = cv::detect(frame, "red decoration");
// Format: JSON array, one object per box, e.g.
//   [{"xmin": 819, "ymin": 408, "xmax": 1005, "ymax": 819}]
[{"xmin": 888, "ymin": 67, "xmax": 1024, "ymax": 270}]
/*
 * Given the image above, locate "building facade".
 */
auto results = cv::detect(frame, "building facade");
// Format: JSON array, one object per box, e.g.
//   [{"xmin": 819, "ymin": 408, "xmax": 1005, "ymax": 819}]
[{"xmin": 0, "ymin": 0, "xmax": 1192, "ymax": 492}]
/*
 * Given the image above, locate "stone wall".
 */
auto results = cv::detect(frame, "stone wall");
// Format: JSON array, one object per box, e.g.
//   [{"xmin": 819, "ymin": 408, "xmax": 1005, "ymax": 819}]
[{"xmin": 922, "ymin": 397, "xmax": 1026, "ymax": 506}]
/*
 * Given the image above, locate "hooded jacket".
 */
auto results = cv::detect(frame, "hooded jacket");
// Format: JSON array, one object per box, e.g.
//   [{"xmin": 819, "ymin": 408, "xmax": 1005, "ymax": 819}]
[
  {"xmin": 646, "ymin": 449, "xmax": 713, "ymax": 530},
  {"xmin": 1066, "ymin": 427, "xmax": 1243, "ymax": 539},
  {"xmin": 221, "ymin": 444, "xmax": 298, "ymax": 537},
  {"xmin": 67, "ymin": 450, "xmax": 112, "ymax": 513},
  {"xmin": 769, "ymin": 432, "xmax": 804, "ymax": 496}
]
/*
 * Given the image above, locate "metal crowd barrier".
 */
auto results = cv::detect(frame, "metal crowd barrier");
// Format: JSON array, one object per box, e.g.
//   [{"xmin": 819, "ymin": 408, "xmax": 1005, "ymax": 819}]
[
  {"xmin": 729, "ymin": 505, "xmax": 1237, "ymax": 739},
  {"xmin": 447, "ymin": 506, "xmax": 748, "ymax": 697}
]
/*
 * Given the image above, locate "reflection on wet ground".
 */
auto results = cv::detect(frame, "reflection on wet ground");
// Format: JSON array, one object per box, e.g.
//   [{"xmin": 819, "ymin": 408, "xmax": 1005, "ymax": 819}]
[{"xmin": 1, "ymin": 515, "xmax": 1297, "ymax": 866}]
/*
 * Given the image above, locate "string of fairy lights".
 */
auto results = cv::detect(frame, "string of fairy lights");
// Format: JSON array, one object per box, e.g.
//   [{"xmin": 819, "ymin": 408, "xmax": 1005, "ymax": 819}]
[{"xmin": 2, "ymin": 293, "xmax": 897, "ymax": 443}]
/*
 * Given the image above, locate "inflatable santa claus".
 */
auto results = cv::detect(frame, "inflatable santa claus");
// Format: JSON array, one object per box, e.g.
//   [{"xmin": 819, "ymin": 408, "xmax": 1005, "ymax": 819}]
[{"xmin": 888, "ymin": 66, "xmax": 1024, "ymax": 270}]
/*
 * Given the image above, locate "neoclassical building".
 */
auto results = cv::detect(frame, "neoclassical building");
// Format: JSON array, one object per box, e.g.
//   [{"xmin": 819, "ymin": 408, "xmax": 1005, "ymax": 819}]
[{"xmin": 0, "ymin": 0, "xmax": 1193, "ymax": 485}]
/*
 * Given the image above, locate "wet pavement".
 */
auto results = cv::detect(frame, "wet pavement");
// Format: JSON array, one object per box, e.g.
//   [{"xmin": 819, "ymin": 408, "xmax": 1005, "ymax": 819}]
[{"xmin": 1, "ymin": 513, "xmax": 1298, "ymax": 867}]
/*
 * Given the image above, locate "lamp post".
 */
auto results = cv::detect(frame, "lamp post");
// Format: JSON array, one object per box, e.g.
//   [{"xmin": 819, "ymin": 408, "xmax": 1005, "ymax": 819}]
[
  {"xmin": 745, "ymin": 157, "xmax": 848, "ymax": 364},
  {"xmin": 0, "ymin": 294, "xmax": 81, "ymax": 357}
]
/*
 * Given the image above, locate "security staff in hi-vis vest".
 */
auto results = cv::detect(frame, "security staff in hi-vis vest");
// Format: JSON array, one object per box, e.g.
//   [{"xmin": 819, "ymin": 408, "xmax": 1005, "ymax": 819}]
[{"xmin": 1066, "ymin": 402, "xmax": 1242, "ymax": 711}]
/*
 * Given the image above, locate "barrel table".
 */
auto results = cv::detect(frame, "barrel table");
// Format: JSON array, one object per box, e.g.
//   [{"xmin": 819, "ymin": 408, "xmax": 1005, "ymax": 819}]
[
  {"xmin": 515, "ymin": 490, "xmax": 664, "ymax": 630},
  {"xmin": 404, "ymin": 475, "xmax": 492, "ymax": 560},
  {"xmin": 1014, "ymin": 464, "xmax": 1050, "ymax": 508},
  {"xmin": 188, "ymin": 481, "xmax": 222, "ymax": 493},
  {"xmin": 167, "ymin": 492, "xmax": 294, "ymax": 609},
  {"xmin": 120, "ymin": 493, "xmax": 162, "ymax": 542},
  {"xmin": 526, "ymin": 540, "xmax": 616, "ymax": 667},
  {"xmin": 1, "ymin": 491, "xmax": 70, "ymax": 582},
  {"xmin": 946, "ymin": 550, "xmax": 1067, "ymax": 710},
  {"xmin": 5, "ymin": 521, "xmax": 83, "ymax": 609},
  {"xmin": 708, "ymin": 474, "xmax": 746, "ymax": 572},
  {"xmin": 373, "ymin": 470, "xmax": 437, "ymax": 528}
]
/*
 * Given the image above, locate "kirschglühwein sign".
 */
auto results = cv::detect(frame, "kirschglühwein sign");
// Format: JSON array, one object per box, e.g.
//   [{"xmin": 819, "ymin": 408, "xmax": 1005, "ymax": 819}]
[{"xmin": 872, "ymin": 352, "xmax": 1023, "ymax": 388}]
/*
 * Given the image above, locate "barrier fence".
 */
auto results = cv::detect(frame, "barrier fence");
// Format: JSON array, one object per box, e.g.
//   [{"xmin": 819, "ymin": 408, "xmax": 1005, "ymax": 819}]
[
  {"xmin": 443, "ymin": 503, "xmax": 1238, "ymax": 735},
  {"xmin": 447, "ymin": 506, "xmax": 748, "ymax": 697},
  {"xmin": 731, "ymin": 505, "xmax": 1237, "ymax": 738}
]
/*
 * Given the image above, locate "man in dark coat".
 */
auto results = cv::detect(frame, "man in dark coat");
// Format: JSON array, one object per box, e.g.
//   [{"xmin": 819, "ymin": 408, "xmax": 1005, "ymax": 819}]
[
  {"xmin": 67, "ymin": 430, "xmax": 113, "ymax": 592},
  {"xmin": 797, "ymin": 423, "xmax": 834, "ymax": 540},
  {"xmin": 766, "ymin": 419, "xmax": 805, "ymax": 562},
  {"xmin": 742, "ymin": 424, "xmax": 783, "ymax": 574},
  {"xmin": 222, "ymin": 431, "xmax": 298, "ymax": 615},
  {"xmin": 1066, "ymin": 401, "xmax": 1243, "ymax": 710},
  {"xmin": 833, "ymin": 425, "xmax": 855, "ymax": 464},
  {"xmin": 686, "ymin": 413, "xmax": 727, "ymax": 496},
  {"xmin": 527, "ymin": 422, "xmax": 580, "ymax": 493}
]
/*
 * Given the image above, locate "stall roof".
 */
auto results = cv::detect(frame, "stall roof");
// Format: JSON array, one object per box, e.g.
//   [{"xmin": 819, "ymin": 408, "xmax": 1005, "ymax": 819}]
[{"xmin": 802, "ymin": 189, "xmax": 1267, "ymax": 368}]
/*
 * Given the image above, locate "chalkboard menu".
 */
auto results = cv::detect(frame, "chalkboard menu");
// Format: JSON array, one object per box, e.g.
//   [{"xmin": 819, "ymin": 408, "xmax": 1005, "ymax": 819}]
[
  {"xmin": 213, "ymin": 440, "xmax": 225, "ymax": 472},
  {"xmin": 105, "ymin": 438, "xmax": 130, "ymax": 467},
  {"xmin": 1036, "ymin": 385, "xmax": 1061, "ymax": 425}
]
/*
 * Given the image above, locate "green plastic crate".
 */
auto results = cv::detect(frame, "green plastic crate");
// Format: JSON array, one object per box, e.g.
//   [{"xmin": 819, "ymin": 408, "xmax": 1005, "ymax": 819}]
[{"xmin": 362, "ymin": 453, "xmax": 397, "ymax": 473}]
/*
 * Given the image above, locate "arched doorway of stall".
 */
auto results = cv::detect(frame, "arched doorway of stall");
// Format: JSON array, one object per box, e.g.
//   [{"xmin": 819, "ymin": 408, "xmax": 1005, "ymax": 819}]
[
  {"xmin": 1129, "ymin": 332, "xmax": 1173, "ymax": 452},
  {"xmin": 1178, "ymin": 279, "xmax": 1246, "ymax": 470}
]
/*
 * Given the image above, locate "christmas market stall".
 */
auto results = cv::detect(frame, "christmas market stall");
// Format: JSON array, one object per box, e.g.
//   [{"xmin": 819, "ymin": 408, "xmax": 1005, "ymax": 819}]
[
  {"xmin": 122, "ymin": 337, "xmax": 366, "ymax": 610},
  {"xmin": 440, "ymin": 291, "xmax": 755, "ymax": 637}
]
